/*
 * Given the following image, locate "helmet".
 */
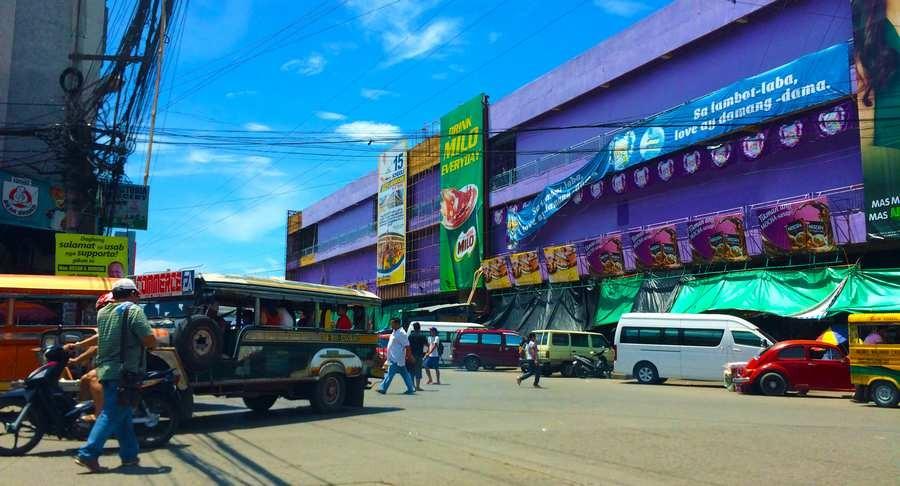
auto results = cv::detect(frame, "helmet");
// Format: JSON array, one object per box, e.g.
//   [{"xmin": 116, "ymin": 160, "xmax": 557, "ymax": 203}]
[{"xmin": 96, "ymin": 292, "xmax": 113, "ymax": 310}]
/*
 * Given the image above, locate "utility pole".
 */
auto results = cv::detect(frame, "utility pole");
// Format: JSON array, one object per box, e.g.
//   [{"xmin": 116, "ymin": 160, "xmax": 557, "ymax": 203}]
[{"xmin": 143, "ymin": 0, "xmax": 168, "ymax": 186}]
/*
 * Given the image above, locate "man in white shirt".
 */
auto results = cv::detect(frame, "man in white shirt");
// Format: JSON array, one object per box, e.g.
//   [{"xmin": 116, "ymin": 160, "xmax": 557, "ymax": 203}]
[
  {"xmin": 516, "ymin": 332, "xmax": 541, "ymax": 388},
  {"xmin": 376, "ymin": 318, "xmax": 416, "ymax": 395}
]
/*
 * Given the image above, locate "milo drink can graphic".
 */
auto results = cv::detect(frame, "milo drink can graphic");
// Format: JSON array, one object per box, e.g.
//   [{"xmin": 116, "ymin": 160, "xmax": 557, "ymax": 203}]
[{"xmin": 440, "ymin": 183, "xmax": 481, "ymax": 290}]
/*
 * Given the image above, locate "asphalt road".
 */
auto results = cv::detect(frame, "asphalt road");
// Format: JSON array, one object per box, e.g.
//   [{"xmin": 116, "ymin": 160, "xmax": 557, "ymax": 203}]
[{"xmin": 1, "ymin": 369, "xmax": 898, "ymax": 485}]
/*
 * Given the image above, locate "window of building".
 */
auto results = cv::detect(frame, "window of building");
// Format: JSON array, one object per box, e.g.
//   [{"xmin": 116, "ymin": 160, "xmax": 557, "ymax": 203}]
[
  {"xmin": 482, "ymin": 334, "xmax": 501, "ymax": 346},
  {"xmin": 570, "ymin": 334, "xmax": 589, "ymax": 347},
  {"xmin": 778, "ymin": 346, "xmax": 806, "ymax": 360},
  {"xmin": 681, "ymin": 329, "xmax": 724, "ymax": 347},
  {"xmin": 732, "ymin": 330, "xmax": 762, "ymax": 347},
  {"xmin": 552, "ymin": 333, "xmax": 570, "ymax": 346},
  {"xmin": 458, "ymin": 333, "xmax": 478, "ymax": 344}
]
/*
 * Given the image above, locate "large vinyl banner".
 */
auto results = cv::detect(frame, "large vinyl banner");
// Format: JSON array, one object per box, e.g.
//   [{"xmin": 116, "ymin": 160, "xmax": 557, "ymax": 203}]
[
  {"xmin": 508, "ymin": 42, "xmax": 852, "ymax": 246},
  {"xmin": 376, "ymin": 142, "xmax": 407, "ymax": 287},
  {"xmin": 854, "ymin": 2, "xmax": 900, "ymax": 238},
  {"xmin": 440, "ymin": 94, "xmax": 486, "ymax": 291}
]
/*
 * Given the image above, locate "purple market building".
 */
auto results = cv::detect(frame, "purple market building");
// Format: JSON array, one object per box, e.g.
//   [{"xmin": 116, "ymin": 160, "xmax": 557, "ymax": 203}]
[{"xmin": 287, "ymin": 0, "xmax": 899, "ymax": 334}]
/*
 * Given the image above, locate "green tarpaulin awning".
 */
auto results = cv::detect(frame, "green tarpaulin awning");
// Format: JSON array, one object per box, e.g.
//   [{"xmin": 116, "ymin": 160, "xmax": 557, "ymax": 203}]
[
  {"xmin": 670, "ymin": 267, "xmax": 851, "ymax": 317},
  {"xmin": 594, "ymin": 275, "xmax": 644, "ymax": 325},
  {"xmin": 827, "ymin": 268, "xmax": 900, "ymax": 314}
]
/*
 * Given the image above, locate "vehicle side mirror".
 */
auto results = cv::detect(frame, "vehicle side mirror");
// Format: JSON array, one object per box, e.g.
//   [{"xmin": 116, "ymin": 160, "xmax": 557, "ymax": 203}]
[{"xmin": 760, "ymin": 339, "xmax": 769, "ymax": 348}]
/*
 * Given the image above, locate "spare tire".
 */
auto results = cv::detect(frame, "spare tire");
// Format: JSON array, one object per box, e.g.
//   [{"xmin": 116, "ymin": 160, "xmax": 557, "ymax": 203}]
[{"xmin": 176, "ymin": 315, "xmax": 222, "ymax": 373}]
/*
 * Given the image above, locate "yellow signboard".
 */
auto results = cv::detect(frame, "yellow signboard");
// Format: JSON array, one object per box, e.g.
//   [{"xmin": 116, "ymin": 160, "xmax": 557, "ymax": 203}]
[
  {"xmin": 482, "ymin": 256, "xmax": 512, "ymax": 290},
  {"xmin": 55, "ymin": 233, "xmax": 129, "ymax": 277},
  {"xmin": 510, "ymin": 251, "xmax": 542, "ymax": 286},
  {"xmin": 543, "ymin": 244, "xmax": 580, "ymax": 283}
]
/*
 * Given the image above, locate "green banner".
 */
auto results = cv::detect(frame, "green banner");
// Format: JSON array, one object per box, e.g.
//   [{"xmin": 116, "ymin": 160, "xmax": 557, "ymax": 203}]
[
  {"xmin": 854, "ymin": 3, "xmax": 900, "ymax": 238},
  {"xmin": 440, "ymin": 94, "xmax": 485, "ymax": 291}
]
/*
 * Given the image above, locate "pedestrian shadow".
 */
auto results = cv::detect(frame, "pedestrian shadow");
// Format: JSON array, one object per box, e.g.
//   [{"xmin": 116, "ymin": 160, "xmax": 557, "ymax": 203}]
[
  {"xmin": 29, "ymin": 443, "xmax": 190, "ymax": 459},
  {"xmin": 181, "ymin": 405, "xmax": 402, "ymax": 435}
]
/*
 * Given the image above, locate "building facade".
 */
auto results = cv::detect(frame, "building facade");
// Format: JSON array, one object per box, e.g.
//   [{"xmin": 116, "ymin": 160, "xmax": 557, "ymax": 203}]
[{"xmin": 287, "ymin": 0, "xmax": 898, "ymax": 334}]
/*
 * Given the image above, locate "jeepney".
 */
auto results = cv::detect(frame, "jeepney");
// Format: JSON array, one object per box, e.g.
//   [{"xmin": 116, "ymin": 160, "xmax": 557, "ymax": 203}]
[
  {"xmin": 847, "ymin": 313, "xmax": 900, "ymax": 408},
  {"xmin": 0, "ymin": 274, "xmax": 114, "ymax": 390},
  {"xmin": 136, "ymin": 271, "xmax": 380, "ymax": 415}
]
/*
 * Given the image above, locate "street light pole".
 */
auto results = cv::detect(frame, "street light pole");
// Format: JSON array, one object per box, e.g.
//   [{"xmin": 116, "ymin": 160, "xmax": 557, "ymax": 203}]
[{"xmin": 142, "ymin": 0, "xmax": 168, "ymax": 186}]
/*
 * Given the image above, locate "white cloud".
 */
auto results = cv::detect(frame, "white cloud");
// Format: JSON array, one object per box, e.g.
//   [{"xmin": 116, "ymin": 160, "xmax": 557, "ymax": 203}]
[
  {"xmin": 280, "ymin": 53, "xmax": 326, "ymax": 76},
  {"xmin": 488, "ymin": 31, "xmax": 501, "ymax": 44},
  {"xmin": 594, "ymin": 0, "xmax": 651, "ymax": 17},
  {"xmin": 431, "ymin": 72, "xmax": 448, "ymax": 80},
  {"xmin": 360, "ymin": 88, "xmax": 393, "ymax": 100},
  {"xmin": 153, "ymin": 149, "xmax": 280, "ymax": 177},
  {"xmin": 135, "ymin": 258, "xmax": 195, "ymax": 275},
  {"xmin": 315, "ymin": 111, "xmax": 347, "ymax": 121},
  {"xmin": 225, "ymin": 90, "xmax": 257, "ymax": 99},
  {"xmin": 334, "ymin": 121, "xmax": 401, "ymax": 144},
  {"xmin": 345, "ymin": 0, "xmax": 461, "ymax": 66},
  {"xmin": 243, "ymin": 122, "xmax": 272, "ymax": 132},
  {"xmin": 448, "ymin": 63, "xmax": 465, "ymax": 73}
]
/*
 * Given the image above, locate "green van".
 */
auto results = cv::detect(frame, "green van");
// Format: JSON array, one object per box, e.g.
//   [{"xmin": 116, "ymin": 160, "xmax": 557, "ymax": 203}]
[{"xmin": 531, "ymin": 330, "xmax": 614, "ymax": 377}]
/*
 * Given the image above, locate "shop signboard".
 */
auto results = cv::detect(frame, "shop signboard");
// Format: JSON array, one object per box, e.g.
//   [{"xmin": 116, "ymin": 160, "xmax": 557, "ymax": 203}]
[
  {"xmin": 585, "ymin": 235, "xmax": 626, "ymax": 277},
  {"xmin": 482, "ymin": 255, "xmax": 512, "ymax": 290},
  {"xmin": 135, "ymin": 270, "xmax": 195, "ymax": 298},
  {"xmin": 376, "ymin": 142, "xmax": 407, "ymax": 287},
  {"xmin": 853, "ymin": 4, "xmax": 900, "ymax": 238},
  {"xmin": 100, "ymin": 182, "xmax": 149, "ymax": 230},
  {"xmin": 756, "ymin": 197, "xmax": 834, "ymax": 254},
  {"xmin": 507, "ymin": 42, "xmax": 851, "ymax": 246},
  {"xmin": 631, "ymin": 226, "xmax": 681, "ymax": 270},
  {"xmin": 440, "ymin": 94, "xmax": 486, "ymax": 291},
  {"xmin": 688, "ymin": 213, "xmax": 749, "ymax": 263},
  {"xmin": 55, "ymin": 233, "xmax": 129, "ymax": 277},
  {"xmin": 0, "ymin": 169, "xmax": 66, "ymax": 231},
  {"xmin": 543, "ymin": 244, "xmax": 580, "ymax": 283},
  {"xmin": 509, "ymin": 251, "xmax": 542, "ymax": 286}
]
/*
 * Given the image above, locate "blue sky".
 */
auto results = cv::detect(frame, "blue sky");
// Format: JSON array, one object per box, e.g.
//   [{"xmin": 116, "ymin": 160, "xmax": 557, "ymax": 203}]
[{"xmin": 127, "ymin": 0, "xmax": 672, "ymax": 277}]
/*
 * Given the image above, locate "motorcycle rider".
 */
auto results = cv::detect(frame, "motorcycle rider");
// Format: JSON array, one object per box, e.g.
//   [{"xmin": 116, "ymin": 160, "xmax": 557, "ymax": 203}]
[{"xmin": 75, "ymin": 279, "xmax": 156, "ymax": 473}]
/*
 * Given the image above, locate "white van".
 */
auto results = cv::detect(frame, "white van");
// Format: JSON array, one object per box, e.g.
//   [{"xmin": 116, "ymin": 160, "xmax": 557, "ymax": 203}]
[
  {"xmin": 405, "ymin": 321, "xmax": 485, "ymax": 364},
  {"xmin": 613, "ymin": 313, "xmax": 774, "ymax": 384}
]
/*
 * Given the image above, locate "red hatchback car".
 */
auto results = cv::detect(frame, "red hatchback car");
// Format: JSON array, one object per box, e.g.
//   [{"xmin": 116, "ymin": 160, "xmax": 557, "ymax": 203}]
[{"xmin": 735, "ymin": 340, "xmax": 853, "ymax": 396}]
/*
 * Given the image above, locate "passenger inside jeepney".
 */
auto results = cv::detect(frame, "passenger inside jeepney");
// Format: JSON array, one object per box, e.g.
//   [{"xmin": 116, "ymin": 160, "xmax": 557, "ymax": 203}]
[{"xmin": 261, "ymin": 301, "xmax": 293, "ymax": 328}]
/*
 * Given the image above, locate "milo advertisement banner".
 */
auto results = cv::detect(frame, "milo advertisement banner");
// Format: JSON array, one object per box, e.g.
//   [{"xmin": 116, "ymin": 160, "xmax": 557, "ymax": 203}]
[
  {"xmin": 585, "ymin": 235, "xmax": 626, "ymax": 277},
  {"xmin": 543, "ymin": 244, "xmax": 580, "ymax": 283},
  {"xmin": 55, "ymin": 233, "xmax": 129, "ymax": 277},
  {"xmin": 688, "ymin": 213, "xmax": 748, "ymax": 263},
  {"xmin": 440, "ymin": 94, "xmax": 486, "ymax": 291},
  {"xmin": 510, "ymin": 251, "xmax": 542, "ymax": 286},
  {"xmin": 854, "ymin": 2, "xmax": 900, "ymax": 238},
  {"xmin": 631, "ymin": 226, "xmax": 681, "ymax": 269},
  {"xmin": 376, "ymin": 142, "xmax": 408, "ymax": 287},
  {"xmin": 482, "ymin": 256, "xmax": 512, "ymax": 290},
  {"xmin": 756, "ymin": 197, "xmax": 834, "ymax": 254}
]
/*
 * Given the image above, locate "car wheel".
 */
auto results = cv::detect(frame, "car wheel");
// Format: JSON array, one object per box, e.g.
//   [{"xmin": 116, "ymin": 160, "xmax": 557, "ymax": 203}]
[
  {"xmin": 759, "ymin": 372, "xmax": 788, "ymax": 396},
  {"xmin": 176, "ymin": 316, "xmax": 222, "ymax": 374},
  {"xmin": 870, "ymin": 381, "xmax": 899, "ymax": 408},
  {"xmin": 243, "ymin": 395, "xmax": 278, "ymax": 413},
  {"xmin": 311, "ymin": 373, "xmax": 346, "ymax": 413},
  {"xmin": 633, "ymin": 362, "xmax": 658, "ymax": 385},
  {"xmin": 464, "ymin": 356, "xmax": 480, "ymax": 372}
]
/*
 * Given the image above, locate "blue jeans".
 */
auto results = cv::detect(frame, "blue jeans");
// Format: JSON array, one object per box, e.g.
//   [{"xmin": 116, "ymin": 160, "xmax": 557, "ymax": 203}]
[
  {"xmin": 379, "ymin": 363, "xmax": 415, "ymax": 393},
  {"xmin": 78, "ymin": 381, "xmax": 139, "ymax": 461}
]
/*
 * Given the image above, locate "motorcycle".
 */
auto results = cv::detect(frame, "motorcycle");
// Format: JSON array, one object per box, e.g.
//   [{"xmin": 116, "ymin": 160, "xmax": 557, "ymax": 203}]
[
  {"xmin": 0, "ymin": 346, "xmax": 180, "ymax": 456},
  {"xmin": 572, "ymin": 350, "xmax": 613, "ymax": 379}
]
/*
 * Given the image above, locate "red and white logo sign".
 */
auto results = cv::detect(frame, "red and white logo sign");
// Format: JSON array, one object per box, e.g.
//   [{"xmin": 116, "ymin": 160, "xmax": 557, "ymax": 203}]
[
  {"xmin": 135, "ymin": 270, "xmax": 195, "ymax": 298},
  {"xmin": 2, "ymin": 178, "xmax": 38, "ymax": 217}
]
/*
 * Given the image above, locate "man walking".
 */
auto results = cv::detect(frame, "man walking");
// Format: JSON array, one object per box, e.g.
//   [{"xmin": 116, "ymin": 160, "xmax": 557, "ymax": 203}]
[
  {"xmin": 516, "ymin": 333, "xmax": 541, "ymax": 388},
  {"xmin": 424, "ymin": 327, "xmax": 441, "ymax": 385},
  {"xmin": 407, "ymin": 322, "xmax": 428, "ymax": 391},
  {"xmin": 376, "ymin": 318, "xmax": 416, "ymax": 395},
  {"xmin": 75, "ymin": 279, "xmax": 156, "ymax": 473}
]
